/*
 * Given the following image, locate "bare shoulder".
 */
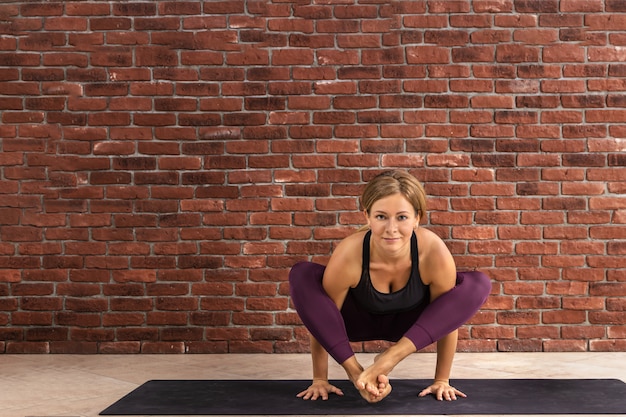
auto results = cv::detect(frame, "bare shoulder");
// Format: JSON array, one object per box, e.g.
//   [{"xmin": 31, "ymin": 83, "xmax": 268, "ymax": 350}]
[
  {"xmin": 415, "ymin": 227, "xmax": 451, "ymax": 257},
  {"xmin": 415, "ymin": 227, "xmax": 456, "ymax": 287},
  {"xmin": 323, "ymin": 230, "xmax": 365, "ymax": 289}
]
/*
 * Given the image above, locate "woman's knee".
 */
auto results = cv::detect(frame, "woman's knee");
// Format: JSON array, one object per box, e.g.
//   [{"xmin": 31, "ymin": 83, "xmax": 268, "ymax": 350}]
[
  {"xmin": 462, "ymin": 270, "xmax": 491, "ymax": 305},
  {"xmin": 288, "ymin": 261, "xmax": 325, "ymax": 296}
]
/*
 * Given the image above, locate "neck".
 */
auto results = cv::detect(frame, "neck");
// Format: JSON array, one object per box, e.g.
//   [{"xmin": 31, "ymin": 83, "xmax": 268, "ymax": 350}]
[{"xmin": 370, "ymin": 236, "xmax": 412, "ymax": 264}]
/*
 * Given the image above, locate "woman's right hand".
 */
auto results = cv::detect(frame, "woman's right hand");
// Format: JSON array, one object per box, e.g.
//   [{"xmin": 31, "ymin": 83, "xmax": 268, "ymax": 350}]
[{"xmin": 296, "ymin": 379, "xmax": 344, "ymax": 400}]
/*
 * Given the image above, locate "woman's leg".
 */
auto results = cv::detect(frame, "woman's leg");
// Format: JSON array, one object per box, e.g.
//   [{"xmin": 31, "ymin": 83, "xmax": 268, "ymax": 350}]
[
  {"xmin": 288, "ymin": 261, "xmax": 355, "ymax": 364},
  {"xmin": 404, "ymin": 270, "xmax": 491, "ymax": 350}
]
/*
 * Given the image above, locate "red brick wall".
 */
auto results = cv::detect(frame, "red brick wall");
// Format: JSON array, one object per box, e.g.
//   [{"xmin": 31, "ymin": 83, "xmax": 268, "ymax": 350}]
[{"xmin": 1, "ymin": 0, "xmax": 625, "ymax": 354}]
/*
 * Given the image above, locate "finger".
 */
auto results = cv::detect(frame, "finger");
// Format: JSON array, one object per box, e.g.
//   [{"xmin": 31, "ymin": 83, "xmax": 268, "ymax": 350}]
[
  {"xmin": 436, "ymin": 388, "xmax": 445, "ymax": 401},
  {"xmin": 296, "ymin": 390, "xmax": 307, "ymax": 398},
  {"xmin": 455, "ymin": 388, "xmax": 467, "ymax": 398},
  {"xmin": 321, "ymin": 389, "xmax": 330, "ymax": 400},
  {"xmin": 332, "ymin": 386, "xmax": 345, "ymax": 396},
  {"xmin": 417, "ymin": 387, "xmax": 431, "ymax": 397}
]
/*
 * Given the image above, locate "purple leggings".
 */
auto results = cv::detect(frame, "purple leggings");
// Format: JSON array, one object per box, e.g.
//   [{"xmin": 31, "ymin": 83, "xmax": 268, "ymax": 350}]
[{"xmin": 289, "ymin": 261, "xmax": 491, "ymax": 364}]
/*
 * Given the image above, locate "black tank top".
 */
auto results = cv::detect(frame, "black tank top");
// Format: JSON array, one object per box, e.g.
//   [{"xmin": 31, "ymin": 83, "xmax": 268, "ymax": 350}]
[{"xmin": 349, "ymin": 230, "xmax": 430, "ymax": 314}]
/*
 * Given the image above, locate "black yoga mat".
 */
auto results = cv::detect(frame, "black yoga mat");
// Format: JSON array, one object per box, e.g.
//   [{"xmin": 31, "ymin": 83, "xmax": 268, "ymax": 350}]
[{"xmin": 101, "ymin": 378, "xmax": 626, "ymax": 415}]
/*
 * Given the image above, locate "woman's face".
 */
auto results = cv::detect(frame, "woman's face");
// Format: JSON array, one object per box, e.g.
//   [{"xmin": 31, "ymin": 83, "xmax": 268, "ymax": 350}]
[{"xmin": 365, "ymin": 193, "xmax": 420, "ymax": 253}]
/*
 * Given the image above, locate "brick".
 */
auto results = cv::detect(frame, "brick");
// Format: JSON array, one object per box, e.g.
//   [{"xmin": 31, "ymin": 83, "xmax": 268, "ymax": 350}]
[
  {"xmin": 496, "ymin": 44, "xmax": 540, "ymax": 63},
  {"xmin": 589, "ymin": 312, "xmax": 626, "ymax": 325},
  {"xmin": 425, "ymin": 95, "xmax": 469, "ymax": 108},
  {"xmin": 141, "ymin": 342, "xmax": 185, "ymax": 354},
  {"xmin": 272, "ymin": 49, "xmax": 314, "ymax": 66},
  {"xmin": 406, "ymin": 46, "xmax": 450, "ymax": 64},
  {"xmin": 543, "ymin": 310, "xmax": 586, "ymax": 324},
  {"xmin": 543, "ymin": 44, "xmax": 585, "ymax": 63}
]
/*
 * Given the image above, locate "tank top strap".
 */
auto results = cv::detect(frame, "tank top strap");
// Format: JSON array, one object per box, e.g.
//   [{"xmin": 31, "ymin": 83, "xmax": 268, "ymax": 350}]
[
  {"xmin": 362, "ymin": 230, "xmax": 371, "ymax": 268},
  {"xmin": 411, "ymin": 230, "xmax": 418, "ymax": 270}
]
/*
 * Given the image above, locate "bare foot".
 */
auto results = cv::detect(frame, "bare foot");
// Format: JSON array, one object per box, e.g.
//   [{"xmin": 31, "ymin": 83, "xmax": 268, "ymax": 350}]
[
  {"xmin": 341, "ymin": 355, "xmax": 395, "ymax": 403},
  {"xmin": 358, "ymin": 374, "xmax": 392, "ymax": 403},
  {"xmin": 355, "ymin": 360, "xmax": 394, "ymax": 403}
]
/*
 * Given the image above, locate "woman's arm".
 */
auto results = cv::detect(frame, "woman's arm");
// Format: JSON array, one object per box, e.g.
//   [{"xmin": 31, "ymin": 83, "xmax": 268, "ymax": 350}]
[
  {"xmin": 434, "ymin": 330, "xmax": 459, "ymax": 383},
  {"xmin": 310, "ymin": 335, "xmax": 329, "ymax": 380},
  {"xmin": 426, "ymin": 243, "xmax": 457, "ymax": 385},
  {"xmin": 417, "ymin": 228, "xmax": 466, "ymax": 401},
  {"xmin": 320, "ymin": 233, "xmax": 371, "ymax": 384},
  {"xmin": 297, "ymin": 335, "xmax": 345, "ymax": 400}
]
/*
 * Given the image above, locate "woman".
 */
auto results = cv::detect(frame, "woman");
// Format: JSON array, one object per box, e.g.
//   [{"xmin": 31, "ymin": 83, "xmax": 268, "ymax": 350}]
[{"xmin": 289, "ymin": 170, "xmax": 491, "ymax": 403}]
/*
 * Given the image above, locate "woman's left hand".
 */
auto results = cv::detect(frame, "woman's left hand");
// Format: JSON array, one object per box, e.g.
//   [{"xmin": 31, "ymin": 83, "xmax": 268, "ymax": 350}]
[{"xmin": 418, "ymin": 379, "xmax": 467, "ymax": 401}]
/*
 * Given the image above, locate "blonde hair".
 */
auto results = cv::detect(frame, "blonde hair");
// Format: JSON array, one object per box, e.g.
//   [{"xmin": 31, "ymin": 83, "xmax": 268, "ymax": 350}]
[{"xmin": 359, "ymin": 170, "xmax": 427, "ymax": 231}]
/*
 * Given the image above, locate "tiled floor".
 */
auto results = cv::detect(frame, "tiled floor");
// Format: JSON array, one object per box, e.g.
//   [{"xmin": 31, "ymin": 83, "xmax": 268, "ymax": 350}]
[{"xmin": 1, "ymin": 352, "xmax": 625, "ymax": 417}]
